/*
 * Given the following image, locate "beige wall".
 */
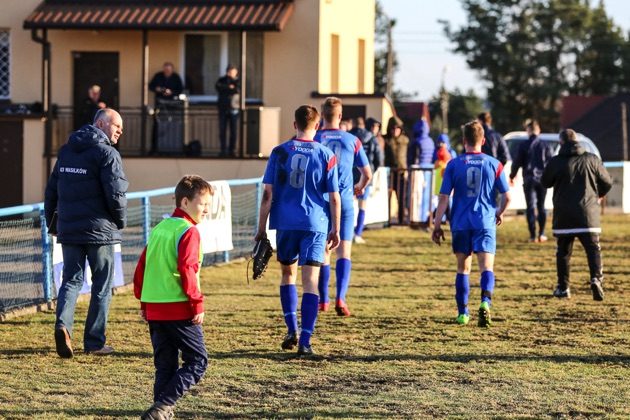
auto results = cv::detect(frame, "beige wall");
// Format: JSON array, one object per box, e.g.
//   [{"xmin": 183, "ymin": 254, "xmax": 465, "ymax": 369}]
[
  {"xmin": 2, "ymin": 0, "xmax": 42, "ymax": 103},
  {"xmin": 22, "ymin": 119, "xmax": 46, "ymax": 203},
  {"xmin": 318, "ymin": 0, "xmax": 375, "ymax": 94}
]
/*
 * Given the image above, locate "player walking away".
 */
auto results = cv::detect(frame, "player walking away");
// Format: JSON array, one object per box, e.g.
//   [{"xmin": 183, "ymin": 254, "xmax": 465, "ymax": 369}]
[
  {"xmin": 255, "ymin": 105, "xmax": 341, "ymax": 356},
  {"xmin": 432, "ymin": 121, "xmax": 511, "ymax": 327},
  {"xmin": 541, "ymin": 129, "xmax": 612, "ymax": 300},
  {"xmin": 315, "ymin": 97, "xmax": 372, "ymax": 316},
  {"xmin": 509, "ymin": 120, "xmax": 553, "ymax": 242}
]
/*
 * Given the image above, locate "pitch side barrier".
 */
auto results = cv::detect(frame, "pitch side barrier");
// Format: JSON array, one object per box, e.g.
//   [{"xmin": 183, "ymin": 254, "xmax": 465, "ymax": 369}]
[
  {"xmin": 389, "ymin": 165, "xmax": 436, "ymax": 226},
  {"xmin": 0, "ymin": 177, "xmax": 262, "ymax": 317}
]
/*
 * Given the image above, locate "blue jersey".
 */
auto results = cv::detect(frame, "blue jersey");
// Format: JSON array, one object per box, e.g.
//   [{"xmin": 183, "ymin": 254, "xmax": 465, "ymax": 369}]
[
  {"xmin": 440, "ymin": 152, "xmax": 509, "ymax": 231},
  {"xmin": 263, "ymin": 138, "xmax": 339, "ymax": 233},
  {"xmin": 314, "ymin": 129, "xmax": 369, "ymax": 200}
]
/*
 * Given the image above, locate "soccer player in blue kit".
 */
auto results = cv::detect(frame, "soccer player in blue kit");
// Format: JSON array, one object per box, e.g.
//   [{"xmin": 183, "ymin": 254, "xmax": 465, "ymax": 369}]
[
  {"xmin": 314, "ymin": 97, "xmax": 372, "ymax": 316},
  {"xmin": 255, "ymin": 105, "xmax": 341, "ymax": 356},
  {"xmin": 432, "ymin": 121, "xmax": 511, "ymax": 327}
]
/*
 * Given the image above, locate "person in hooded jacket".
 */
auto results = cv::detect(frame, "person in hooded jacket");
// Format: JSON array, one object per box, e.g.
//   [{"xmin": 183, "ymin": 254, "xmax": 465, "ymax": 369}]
[
  {"xmin": 408, "ymin": 117, "xmax": 435, "ymax": 225},
  {"xmin": 541, "ymin": 129, "xmax": 612, "ymax": 301},
  {"xmin": 45, "ymin": 108, "xmax": 128, "ymax": 358}
]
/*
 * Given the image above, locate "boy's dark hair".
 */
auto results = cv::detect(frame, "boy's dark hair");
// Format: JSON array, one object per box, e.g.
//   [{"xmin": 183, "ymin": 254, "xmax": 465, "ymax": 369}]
[
  {"xmin": 295, "ymin": 105, "xmax": 320, "ymax": 131},
  {"xmin": 175, "ymin": 175, "xmax": 212, "ymax": 207},
  {"xmin": 463, "ymin": 120, "xmax": 484, "ymax": 147},
  {"xmin": 559, "ymin": 128, "xmax": 577, "ymax": 143},
  {"xmin": 477, "ymin": 112, "xmax": 492, "ymax": 125},
  {"xmin": 322, "ymin": 96, "xmax": 342, "ymax": 122}
]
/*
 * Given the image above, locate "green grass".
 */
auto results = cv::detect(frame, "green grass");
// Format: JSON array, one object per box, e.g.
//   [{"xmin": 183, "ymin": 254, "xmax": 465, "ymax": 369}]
[{"xmin": 1, "ymin": 215, "xmax": 629, "ymax": 419}]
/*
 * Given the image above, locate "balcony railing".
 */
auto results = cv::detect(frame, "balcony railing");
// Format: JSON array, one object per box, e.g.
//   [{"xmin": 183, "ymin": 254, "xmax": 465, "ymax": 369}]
[{"xmin": 51, "ymin": 105, "xmax": 248, "ymax": 157}]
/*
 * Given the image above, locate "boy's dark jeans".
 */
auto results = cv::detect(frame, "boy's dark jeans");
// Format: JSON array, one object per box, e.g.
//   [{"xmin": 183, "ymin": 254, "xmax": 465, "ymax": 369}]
[
  {"xmin": 149, "ymin": 320, "xmax": 208, "ymax": 406},
  {"xmin": 556, "ymin": 233, "xmax": 603, "ymax": 290},
  {"xmin": 523, "ymin": 180, "xmax": 547, "ymax": 238}
]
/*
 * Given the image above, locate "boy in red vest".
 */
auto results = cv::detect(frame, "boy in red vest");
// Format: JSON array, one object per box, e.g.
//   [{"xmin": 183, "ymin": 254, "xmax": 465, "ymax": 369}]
[{"xmin": 134, "ymin": 175, "xmax": 213, "ymax": 420}]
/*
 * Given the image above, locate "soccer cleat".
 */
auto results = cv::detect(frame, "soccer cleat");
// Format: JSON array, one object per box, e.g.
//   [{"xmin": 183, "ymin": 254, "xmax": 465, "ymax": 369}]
[
  {"xmin": 456, "ymin": 314, "xmax": 470, "ymax": 325},
  {"xmin": 538, "ymin": 234, "xmax": 548, "ymax": 243},
  {"xmin": 335, "ymin": 299, "xmax": 351, "ymax": 317},
  {"xmin": 54, "ymin": 326, "xmax": 73, "ymax": 359},
  {"xmin": 478, "ymin": 302, "xmax": 492, "ymax": 328},
  {"xmin": 297, "ymin": 344, "xmax": 314, "ymax": 356},
  {"xmin": 590, "ymin": 278, "xmax": 604, "ymax": 301},
  {"xmin": 318, "ymin": 302, "xmax": 330, "ymax": 312},
  {"xmin": 553, "ymin": 287, "xmax": 571, "ymax": 299},
  {"xmin": 281, "ymin": 332, "xmax": 298, "ymax": 350},
  {"xmin": 353, "ymin": 235, "xmax": 366, "ymax": 244}
]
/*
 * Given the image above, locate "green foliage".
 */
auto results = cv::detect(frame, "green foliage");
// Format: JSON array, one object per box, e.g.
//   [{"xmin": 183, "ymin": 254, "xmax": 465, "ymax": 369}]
[
  {"xmin": 443, "ymin": 0, "xmax": 630, "ymax": 132},
  {"xmin": 428, "ymin": 88, "xmax": 485, "ymax": 152},
  {"xmin": 1, "ymin": 215, "xmax": 629, "ymax": 418}
]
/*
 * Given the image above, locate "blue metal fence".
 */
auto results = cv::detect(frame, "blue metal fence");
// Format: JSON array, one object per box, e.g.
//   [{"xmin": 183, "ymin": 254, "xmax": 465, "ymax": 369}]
[{"xmin": 0, "ymin": 177, "xmax": 262, "ymax": 316}]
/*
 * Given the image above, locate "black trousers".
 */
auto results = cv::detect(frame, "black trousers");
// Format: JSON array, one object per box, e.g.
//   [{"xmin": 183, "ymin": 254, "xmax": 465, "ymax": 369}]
[
  {"xmin": 219, "ymin": 110, "xmax": 239, "ymax": 154},
  {"xmin": 523, "ymin": 181, "xmax": 547, "ymax": 239},
  {"xmin": 149, "ymin": 320, "xmax": 208, "ymax": 406},
  {"xmin": 556, "ymin": 233, "xmax": 603, "ymax": 290}
]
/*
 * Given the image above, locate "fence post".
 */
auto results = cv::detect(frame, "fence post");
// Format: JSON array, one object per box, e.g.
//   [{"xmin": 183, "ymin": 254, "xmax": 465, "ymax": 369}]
[
  {"xmin": 142, "ymin": 196, "xmax": 151, "ymax": 245},
  {"xmin": 255, "ymin": 180, "xmax": 262, "ymax": 233},
  {"xmin": 39, "ymin": 209, "xmax": 53, "ymax": 308}
]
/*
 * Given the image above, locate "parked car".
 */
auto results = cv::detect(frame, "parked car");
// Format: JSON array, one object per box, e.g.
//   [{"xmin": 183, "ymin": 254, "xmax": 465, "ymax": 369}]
[{"xmin": 503, "ymin": 131, "xmax": 601, "ymax": 211}]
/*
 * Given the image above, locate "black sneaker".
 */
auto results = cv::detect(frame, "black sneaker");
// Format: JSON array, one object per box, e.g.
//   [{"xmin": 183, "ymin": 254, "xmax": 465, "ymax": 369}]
[
  {"xmin": 54, "ymin": 326, "xmax": 73, "ymax": 359},
  {"xmin": 281, "ymin": 332, "xmax": 298, "ymax": 350},
  {"xmin": 553, "ymin": 287, "xmax": 571, "ymax": 299},
  {"xmin": 590, "ymin": 278, "xmax": 604, "ymax": 301},
  {"xmin": 297, "ymin": 344, "xmax": 314, "ymax": 356}
]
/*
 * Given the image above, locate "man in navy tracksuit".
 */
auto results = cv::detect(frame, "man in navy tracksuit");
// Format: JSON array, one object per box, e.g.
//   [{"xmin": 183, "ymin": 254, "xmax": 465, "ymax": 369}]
[
  {"xmin": 45, "ymin": 108, "xmax": 128, "ymax": 358},
  {"xmin": 509, "ymin": 120, "xmax": 553, "ymax": 242}
]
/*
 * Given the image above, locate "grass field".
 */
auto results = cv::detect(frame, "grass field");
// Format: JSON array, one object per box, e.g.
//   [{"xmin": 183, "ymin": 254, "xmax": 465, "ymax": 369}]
[{"xmin": 0, "ymin": 214, "xmax": 628, "ymax": 419}]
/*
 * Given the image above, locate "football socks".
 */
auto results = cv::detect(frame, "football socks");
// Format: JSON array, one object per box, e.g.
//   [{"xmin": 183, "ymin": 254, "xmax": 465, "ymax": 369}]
[
  {"xmin": 318, "ymin": 265, "xmax": 331, "ymax": 304},
  {"xmin": 299, "ymin": 293, "xmax": 319, "ymax": 347},
  {"xmin": 280, "ymin": 285, "xmax": 298, "ymax": 334},
  {"xmin": 336, "ymin": 258, "xmax": 352, "ymax": 302},
  {"xmin": 480, "ymin": 271, "xmax": 495, "ymax": 305},
  {"xmin": 355, "ymin": 209, "xmax": 366, "ymax": 236},
  {"xmin": 455, "ymin": 273, "xmax": 470, "ymax": 315}
]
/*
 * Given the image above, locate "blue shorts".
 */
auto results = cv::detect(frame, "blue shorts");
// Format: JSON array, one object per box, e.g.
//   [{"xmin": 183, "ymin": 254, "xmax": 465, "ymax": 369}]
[
  {"xmin": 357, "ymin": 185, "xmax": 372, "ymax": 201},
  {"xmin": 451, "ymin": 229, "xmax": 496, "ymax": 255},
  {"xmin": 276, "ymin": 230, "xmax": 326, "ymax": 266}
]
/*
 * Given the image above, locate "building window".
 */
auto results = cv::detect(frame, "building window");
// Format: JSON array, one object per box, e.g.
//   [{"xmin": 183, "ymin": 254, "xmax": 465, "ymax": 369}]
[
  {"xmin": 331, "ymin": 34, "xmax": 340, "ymax": 93},
  {"xmin": 0, "ymin": 30, "xmax": 9, "ymax": 99},
  {"xmin": 358, "ymin": 38, "xmax": 365, "ymax": 94},
  {"xmin": 184, "ymin": 32, "xmax": 263, "ymax": 102}
]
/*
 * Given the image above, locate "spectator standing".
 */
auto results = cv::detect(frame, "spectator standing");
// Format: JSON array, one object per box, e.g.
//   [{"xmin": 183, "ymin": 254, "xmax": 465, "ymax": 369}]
[
  {"xmin": 408, "ymin": 117, "xmax": 435, "ymax": 225},
  {"xmin": 45, "ymin": 108, "xmax": 128, "ymax": 358},
  {"xmin": 149, "ymin": 62, "xmax": 184, "ymax": 101},
  {"xmin": 509, "ymin": 120, "xmax": 554, "ymax": 242},
  {"xmin": 351, "ymin": 117, "xmax": 384, "ymax": 243},
  {"xmin": 215, "ymin": 65, "xmax": 240, "ymax": 157},
  {"xmin": 478, "ymin": 112, "xmax": 510, "ymax": 165},
  {"xmin": 76, "ymin": 85, "xmax": 106, "ymax": 129},
  {"xmin": 384, "ymin": 116, "xmax": 409, "ymax": 224},
  {"xmin": 541, "ymin": 129, "xmax": 612, "ymax": 301}
]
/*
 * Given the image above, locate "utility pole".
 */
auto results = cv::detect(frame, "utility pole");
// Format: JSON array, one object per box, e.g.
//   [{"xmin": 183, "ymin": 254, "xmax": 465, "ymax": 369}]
[
  {"xmin": 622, "ymin": 102, "xmax": 628, "ymax": 161},
  {"xmin": 439, "ymin": 65, "xmax": 449, "ymax": 133},
  {"xmin": 386, "ymin": 18, "xmax": 395, "ymax": 99}
]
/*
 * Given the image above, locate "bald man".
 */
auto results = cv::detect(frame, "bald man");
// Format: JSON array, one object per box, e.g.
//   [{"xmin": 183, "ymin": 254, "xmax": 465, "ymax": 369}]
[{"xmin": 45, "ymin": 108, "xmax": 129, "ymax": 358}]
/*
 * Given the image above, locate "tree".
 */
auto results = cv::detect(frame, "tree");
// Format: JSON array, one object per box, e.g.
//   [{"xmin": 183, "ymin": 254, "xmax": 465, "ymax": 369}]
[
  {"xmin": 428, "ymin": 89, "xmax": 484, "ymax": 152},
  {"xmin": 443, "ymin": 0, "xmax": 630, "ymax": 132}
]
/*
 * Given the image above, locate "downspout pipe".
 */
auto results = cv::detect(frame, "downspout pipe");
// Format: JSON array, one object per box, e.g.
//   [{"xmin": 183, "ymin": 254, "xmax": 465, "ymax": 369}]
[{"xmin": 31, "ymin": 28, "xmax": 53, "ymax": 176}]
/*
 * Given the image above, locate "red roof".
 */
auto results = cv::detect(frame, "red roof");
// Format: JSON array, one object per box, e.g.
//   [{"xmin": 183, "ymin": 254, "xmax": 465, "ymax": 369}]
[
  {"xmin": 24, "ymin": 1, "xmax": 294, "ymax": 31},
  {"xmin": 560, "ymin": 95, "xmax": 607, "ymax": 128}
]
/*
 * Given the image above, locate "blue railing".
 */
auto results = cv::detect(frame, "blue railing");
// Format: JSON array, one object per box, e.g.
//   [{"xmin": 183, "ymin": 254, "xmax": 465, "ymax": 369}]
[{"xmin": 0, "ymin": 177, "xmax": 262, "ymax": 315}]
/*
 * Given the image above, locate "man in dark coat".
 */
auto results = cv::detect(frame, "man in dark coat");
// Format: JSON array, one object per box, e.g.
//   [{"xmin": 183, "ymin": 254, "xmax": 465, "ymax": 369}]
[
  {"xmin": 149, "ymin": 62, "xmax": 184, "ymax": 101},
  {"xmin": 478, "ymin": 112, "xmax": 510, "ymax": 165},
  {"xmin": 509, "ymin": 120, "xmax": 554, "ymax": 242},
  {"xmin": 215, "ymin": 65, "xmax": 240, "ymax": 157},
  {"xmin": 541, "ymin": 129, "xmax": 612, "ymax": 301},
  {"xmin": 45, "ymin": 108, "xmax": 128, "ymax": 358}
]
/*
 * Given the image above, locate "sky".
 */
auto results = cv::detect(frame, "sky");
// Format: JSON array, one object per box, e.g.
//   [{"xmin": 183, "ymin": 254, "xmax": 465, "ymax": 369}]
[{"xmin": 385, "ymin": 0, "xmax": 630, "ymax": 101}]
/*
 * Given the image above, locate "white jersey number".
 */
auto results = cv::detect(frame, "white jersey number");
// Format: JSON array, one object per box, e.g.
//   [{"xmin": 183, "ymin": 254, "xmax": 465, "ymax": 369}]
[
  {"xmin": 289, "ymin": 154, "xmax": 308, "ymax": 188},
  {"xmin": 466, "ymin": 166, "xmax": 482, "ymax": 197}
]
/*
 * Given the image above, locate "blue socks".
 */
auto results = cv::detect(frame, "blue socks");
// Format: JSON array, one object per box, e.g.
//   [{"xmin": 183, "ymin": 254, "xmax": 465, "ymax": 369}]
[
  {"xmin": 280, "ymin": 285, "xmax": 298, "ymax": 334},
  {"xmin": 318, "ymin": 265, "xmax": 331, "ymax": 304},
  {"xmin": 299, "ymin": 293, "xmax": 319, "ymax": 347},
  {"xmin": 355, "ymin": 209, "xmax": 366, "ymax": 236},
  {"xmin": 480, "ymin": 271, "xmax": 495, "ymax": 305},
  {"xmin": 455, "ymin": 273, "xmax": 470, "ymax": 315},
  {"xmin": 335, "ymin": 258, "xmax": 352, "ymax": 302}
]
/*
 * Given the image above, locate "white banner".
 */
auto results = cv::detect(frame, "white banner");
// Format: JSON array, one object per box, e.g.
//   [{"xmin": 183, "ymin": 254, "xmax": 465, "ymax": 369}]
[
  {"xmin": 52, "ymin": 239, "xmax": 124, "ymax": 295},
  {"xmin": 353, "ymin": 166, "xmax": 389, "ymax": 225},
  {"xmin": 197, "ymin": 180, "xmax": 234, "ymax": 253}
]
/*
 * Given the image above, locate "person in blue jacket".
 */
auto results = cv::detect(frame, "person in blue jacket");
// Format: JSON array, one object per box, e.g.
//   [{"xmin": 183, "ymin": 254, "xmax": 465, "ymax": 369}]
[
  {"xmin": 408, "ymin": 117, "xmax": 435, "ymax": 225},
  {"xmin": 45, "ymin": 108, "xmax": 128, "ymax": 358}
]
